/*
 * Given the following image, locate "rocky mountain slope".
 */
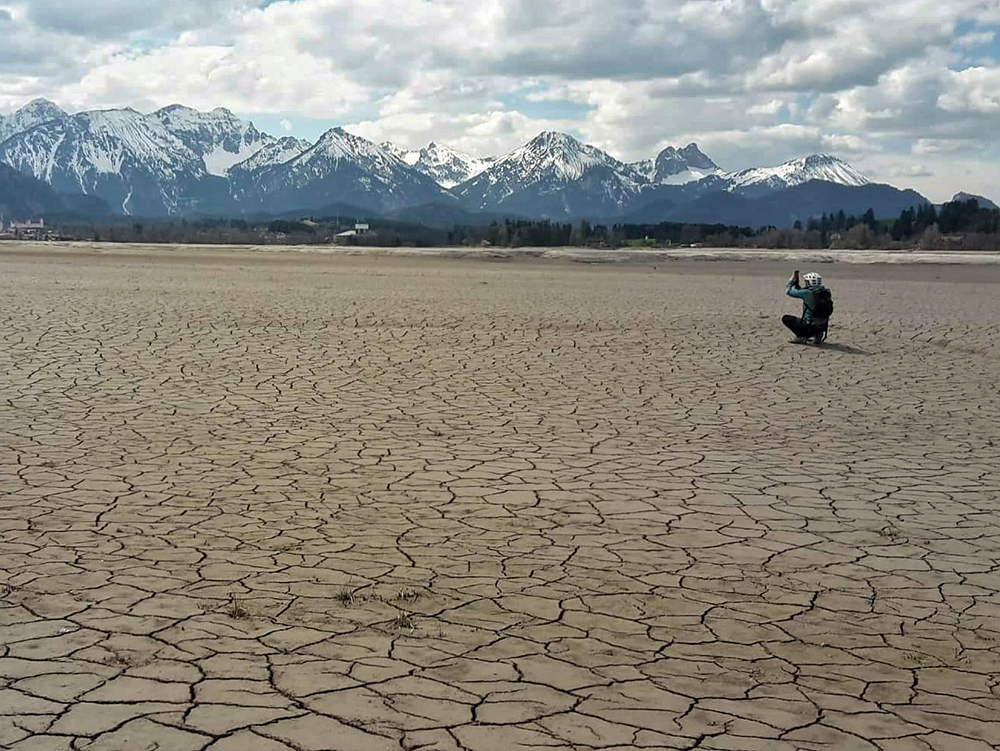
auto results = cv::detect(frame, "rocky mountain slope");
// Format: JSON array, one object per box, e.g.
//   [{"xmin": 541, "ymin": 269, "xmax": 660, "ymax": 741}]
[
  {"xmin": 453, "ymin": 131, "xmax": 646, "ymax": 218},
  {"xmin": 0, "ymin": 107, "xmax": 228, "ymax": 216},
  {"xmin": 630, "ymin": 143, "xmax": 721, "ymax": 185},
  {"xmin": 0, "ymin": 98, "xmax": 67, "ymax": 143},
  {"xmin": 0, "ymin": 161, "xmax": 110, "ymax": 219},
  {"xmin": 240, "ymin": 127, "xmax": 452, "ymax": 215}
]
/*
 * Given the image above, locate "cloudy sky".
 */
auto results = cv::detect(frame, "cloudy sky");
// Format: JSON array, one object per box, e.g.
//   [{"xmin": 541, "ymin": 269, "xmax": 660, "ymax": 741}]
[{"xmin": 1, "ymin": 0, "xmax": 999, "ymax": 201}]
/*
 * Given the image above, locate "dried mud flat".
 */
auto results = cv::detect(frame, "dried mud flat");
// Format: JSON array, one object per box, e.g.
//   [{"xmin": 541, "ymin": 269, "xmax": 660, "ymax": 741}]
[{"xmin": 1, "ymin": 243, "xmax": 999, "ymax": 751}]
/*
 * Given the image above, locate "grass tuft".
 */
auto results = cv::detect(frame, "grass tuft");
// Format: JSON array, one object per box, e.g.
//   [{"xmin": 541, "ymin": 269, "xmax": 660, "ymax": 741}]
[
  {"xmin": 334, "ymin": 587, "xmax": 359, "ymax": 607},
  {"xmin": 391, "ymin": 611, "xmax": 416, "ymax": 632},
  {"xmin": 225, "ymin": 592, "xmax": 252, "ymax": 620},
  {"xmin": 878, "ymin": 524, "xmax": 904, "ymax": 540}
]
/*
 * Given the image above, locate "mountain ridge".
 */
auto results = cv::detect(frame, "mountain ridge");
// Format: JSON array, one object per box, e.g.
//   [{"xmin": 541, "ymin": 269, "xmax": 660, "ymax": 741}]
[
  {"xmin": 724, "ymin": 154, "xmax": 870, "ymax": 199},
  {"xmin": 237, "ymin": 127, "xmax": 453, "ymax": 215},
  {"xmin": 452, "ymin": 131, "xmax": 646, "ymax": 218},
  {"xmin": 0, "ymin": 98, "xmax": 963, "ymax": 226},
  {"xmin": 629, "ymin": 143, "xmax": 721, "ymax": 185},
  {"xmin": 381, "ymin": 141, "xmax": 493, "ymax": 188}
]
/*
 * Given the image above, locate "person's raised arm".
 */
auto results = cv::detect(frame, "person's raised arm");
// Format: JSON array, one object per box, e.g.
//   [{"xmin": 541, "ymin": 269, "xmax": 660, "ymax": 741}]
[{"xmin": 785, "ymin": 270, "xmax": 809, "ymax": 299}]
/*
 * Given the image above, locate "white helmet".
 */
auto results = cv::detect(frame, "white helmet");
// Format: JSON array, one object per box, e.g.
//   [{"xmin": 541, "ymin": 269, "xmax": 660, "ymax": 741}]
[{"xmin": 803, "ymin": 272, "xmax": 823, "ymax": 288}]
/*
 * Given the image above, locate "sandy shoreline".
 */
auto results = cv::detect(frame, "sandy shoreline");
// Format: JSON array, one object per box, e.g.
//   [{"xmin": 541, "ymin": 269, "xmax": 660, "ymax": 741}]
[
  {"xmin": 2, "ymin": 246, "xmax": 999, "ymax": 749},
  {"xmin": 5, "ymin": 239, "xmax": 1000, "ymax": 266}
]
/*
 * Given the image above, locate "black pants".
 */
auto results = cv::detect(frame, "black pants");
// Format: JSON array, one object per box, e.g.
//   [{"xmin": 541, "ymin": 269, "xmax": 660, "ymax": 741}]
[{"xmin": 782, "ymin": 315, "xmax": 825, "ymax": 340}]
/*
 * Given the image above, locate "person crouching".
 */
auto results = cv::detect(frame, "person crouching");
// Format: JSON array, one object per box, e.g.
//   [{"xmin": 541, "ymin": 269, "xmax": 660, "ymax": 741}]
[{"xmin": 782, "ymin": 270, "xmax": 831, "ymax": 344}]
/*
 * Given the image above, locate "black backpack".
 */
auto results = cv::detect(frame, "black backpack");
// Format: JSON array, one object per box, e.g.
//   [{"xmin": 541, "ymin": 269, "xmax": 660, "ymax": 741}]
[{"xmin": 811, "ymin": 288, "xmax": 834, "ymax": 320}]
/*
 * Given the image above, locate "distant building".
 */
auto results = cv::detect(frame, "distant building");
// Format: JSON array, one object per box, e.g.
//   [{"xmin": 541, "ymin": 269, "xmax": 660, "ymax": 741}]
[
  {"xmin": 1, "ymin": 218, "xmax": 47, "ymax": 240},
  {"xmin": 12, "ymin": 218, "xmax": 45, "ymax": 229},
  {"xmin": 333, "ymin": 222, "xmax": 372, "ymax": 244}
]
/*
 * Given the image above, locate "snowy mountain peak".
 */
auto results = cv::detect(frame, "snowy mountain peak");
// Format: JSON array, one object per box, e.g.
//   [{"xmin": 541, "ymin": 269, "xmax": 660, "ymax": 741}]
[
  {"xmin": 0, "ymin": 105, "xmax": 210, "ymax": 216},
  {"xmin": 158, "ymin": 103, "xmax": 197, "ymax": 115},
  {"xmin": 245, "ymin": 127, "xmax": 449, "ymax": 215},
  {"xmin": 154, "ymin": 103, "xmax": 241, "ymax": 128},
  {"xmin": 153, "ymin": 104, "xmax": 269, "ymax": 177},
  {"xmin": 524, "ymin": 131, "xmax": 588, "ymax": 157},
  {"xmin": 0, "ymin": 98, "xmax": 68, "ymax": 142},
  {"xmin": 677, "ymin": 143, "xmax": 717, "ymax": 170},
  {"xmin": 18, "ymin": 98, "xmax": 66, "ymax": 121},
  {"xmin": 629, "ymin": 141, "xmax": 720, "ymax": 185},
  {"xmin": 379, "ymin": 141, "xmax": 492, "ymax": 187},
  {"xmin": 794, "ymin": 153, "xmax": 866, "ymax": 177},
  {"xmin": 290, "ymin": 128, "xmax": 446, "ymax": 190},
  {"xmin": 496, "ymin": 131, "xmax": 630, "ymax": 183},
  {"xmin": 726, "ymin": 153, "xmax": 869, "ymax": 196},
  {"xmin": 531, "ymin": 131, "xmax": 576, "ymax": 145},
  {"xmin": 420, "ymin": 142, "xmax": 492, "ymax": 188},
  {"xmin": 314, "ymin": 127, "xmax": 394, "ymax": 164},
  {"xmin": 454, "ymin": 131, "xmax": 643, "ymax": 216},
  {"xmin": 380, "ymin": 141, "xmax": 420, "ymax": 166},
  {"xmin": 229, "ymin": 136, "xmax": 310, "ymax": 175}
]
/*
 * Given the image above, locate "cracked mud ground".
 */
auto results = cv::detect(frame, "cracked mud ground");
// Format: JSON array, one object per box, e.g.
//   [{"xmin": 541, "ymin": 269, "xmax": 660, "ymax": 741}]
[{"xmin": 1, "ymin": 245, "xmax": 999, "ymax": 751}]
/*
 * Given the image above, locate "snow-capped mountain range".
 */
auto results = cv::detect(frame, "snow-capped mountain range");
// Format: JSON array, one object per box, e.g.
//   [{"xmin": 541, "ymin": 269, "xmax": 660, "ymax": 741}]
[
  {"xmin": 381, "ymin": 141, "xmax": 494, "ymax": 189},
  {"xmin": 241, "ymin": 127, "xmax": 451, "ymax": 214},
  {"xmin": 0, "ymin": 98, "xmax": 931, "ymax": 225}
]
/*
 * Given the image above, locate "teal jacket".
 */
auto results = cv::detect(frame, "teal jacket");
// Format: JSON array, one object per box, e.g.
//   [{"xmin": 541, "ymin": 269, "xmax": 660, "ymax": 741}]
[{"xmin": 785, "ymin": 282, "xmax": 827, "ymax": 323}]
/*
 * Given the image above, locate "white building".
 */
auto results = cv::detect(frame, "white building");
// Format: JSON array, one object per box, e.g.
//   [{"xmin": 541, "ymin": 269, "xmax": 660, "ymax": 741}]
[{"xmin": 1, "ymin": 218, "xmax": 46, "ymax": 239}]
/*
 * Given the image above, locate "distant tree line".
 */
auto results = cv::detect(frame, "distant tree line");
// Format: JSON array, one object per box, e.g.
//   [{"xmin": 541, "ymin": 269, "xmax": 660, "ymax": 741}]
[
  {"xmin": 35, "ymin": 198, "xmax": 1000, "ymax": 250},
  {"xmin": 814, "ymin": 199, "xmax": 1000, "ymax": 250},
  {"xmin": 52, "ymin": 215, "xmax": 449, "ymax": 247},
  {"xmin": 444, "ymin": 219, "xmax": 757, "ymax": 248}
]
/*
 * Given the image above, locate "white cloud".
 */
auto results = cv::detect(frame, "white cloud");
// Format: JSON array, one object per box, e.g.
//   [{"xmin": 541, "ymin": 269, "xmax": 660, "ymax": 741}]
[
  {"xmin": 821, "ymin": 134, "xmax": 868, "ymax": 152},
  {"xmin": 0, "ymin": 0, "xmax": 998, "ymax": 199},
  {"xmin": 349, "ymin": 109, "xmax": 578, "ymax": 157},
  {"xmin": 49, "ymin": 38, "xmax": 370, "ymax": 118},
  {"xmin": 912, "ymin": 138, "xmax": 986, "ymax": 155},
  {"xmin": 666, "ymin": 123, "xmax": 840, "ymax": 171},
  {"xmin": 956, "ymin": 29, "xmax": 996, "ymax": 47},
  {"xmin": 937, "ymin": 66, "xmax": 1000, "ymax": 112},
  {"xmin": 879, "ymin": 163, "xmax": 935, "ymax": 178},
  {"xmin": 746, "ymin": 100, "xmax": 785, "ymax": 116},
  {"xmin": 860, "ymin": 151, "xmax": 1000, "ymax": 201},
  {"xmin": 811, "ymin": 58, "xmax": 1000, "ymax": 147}
]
